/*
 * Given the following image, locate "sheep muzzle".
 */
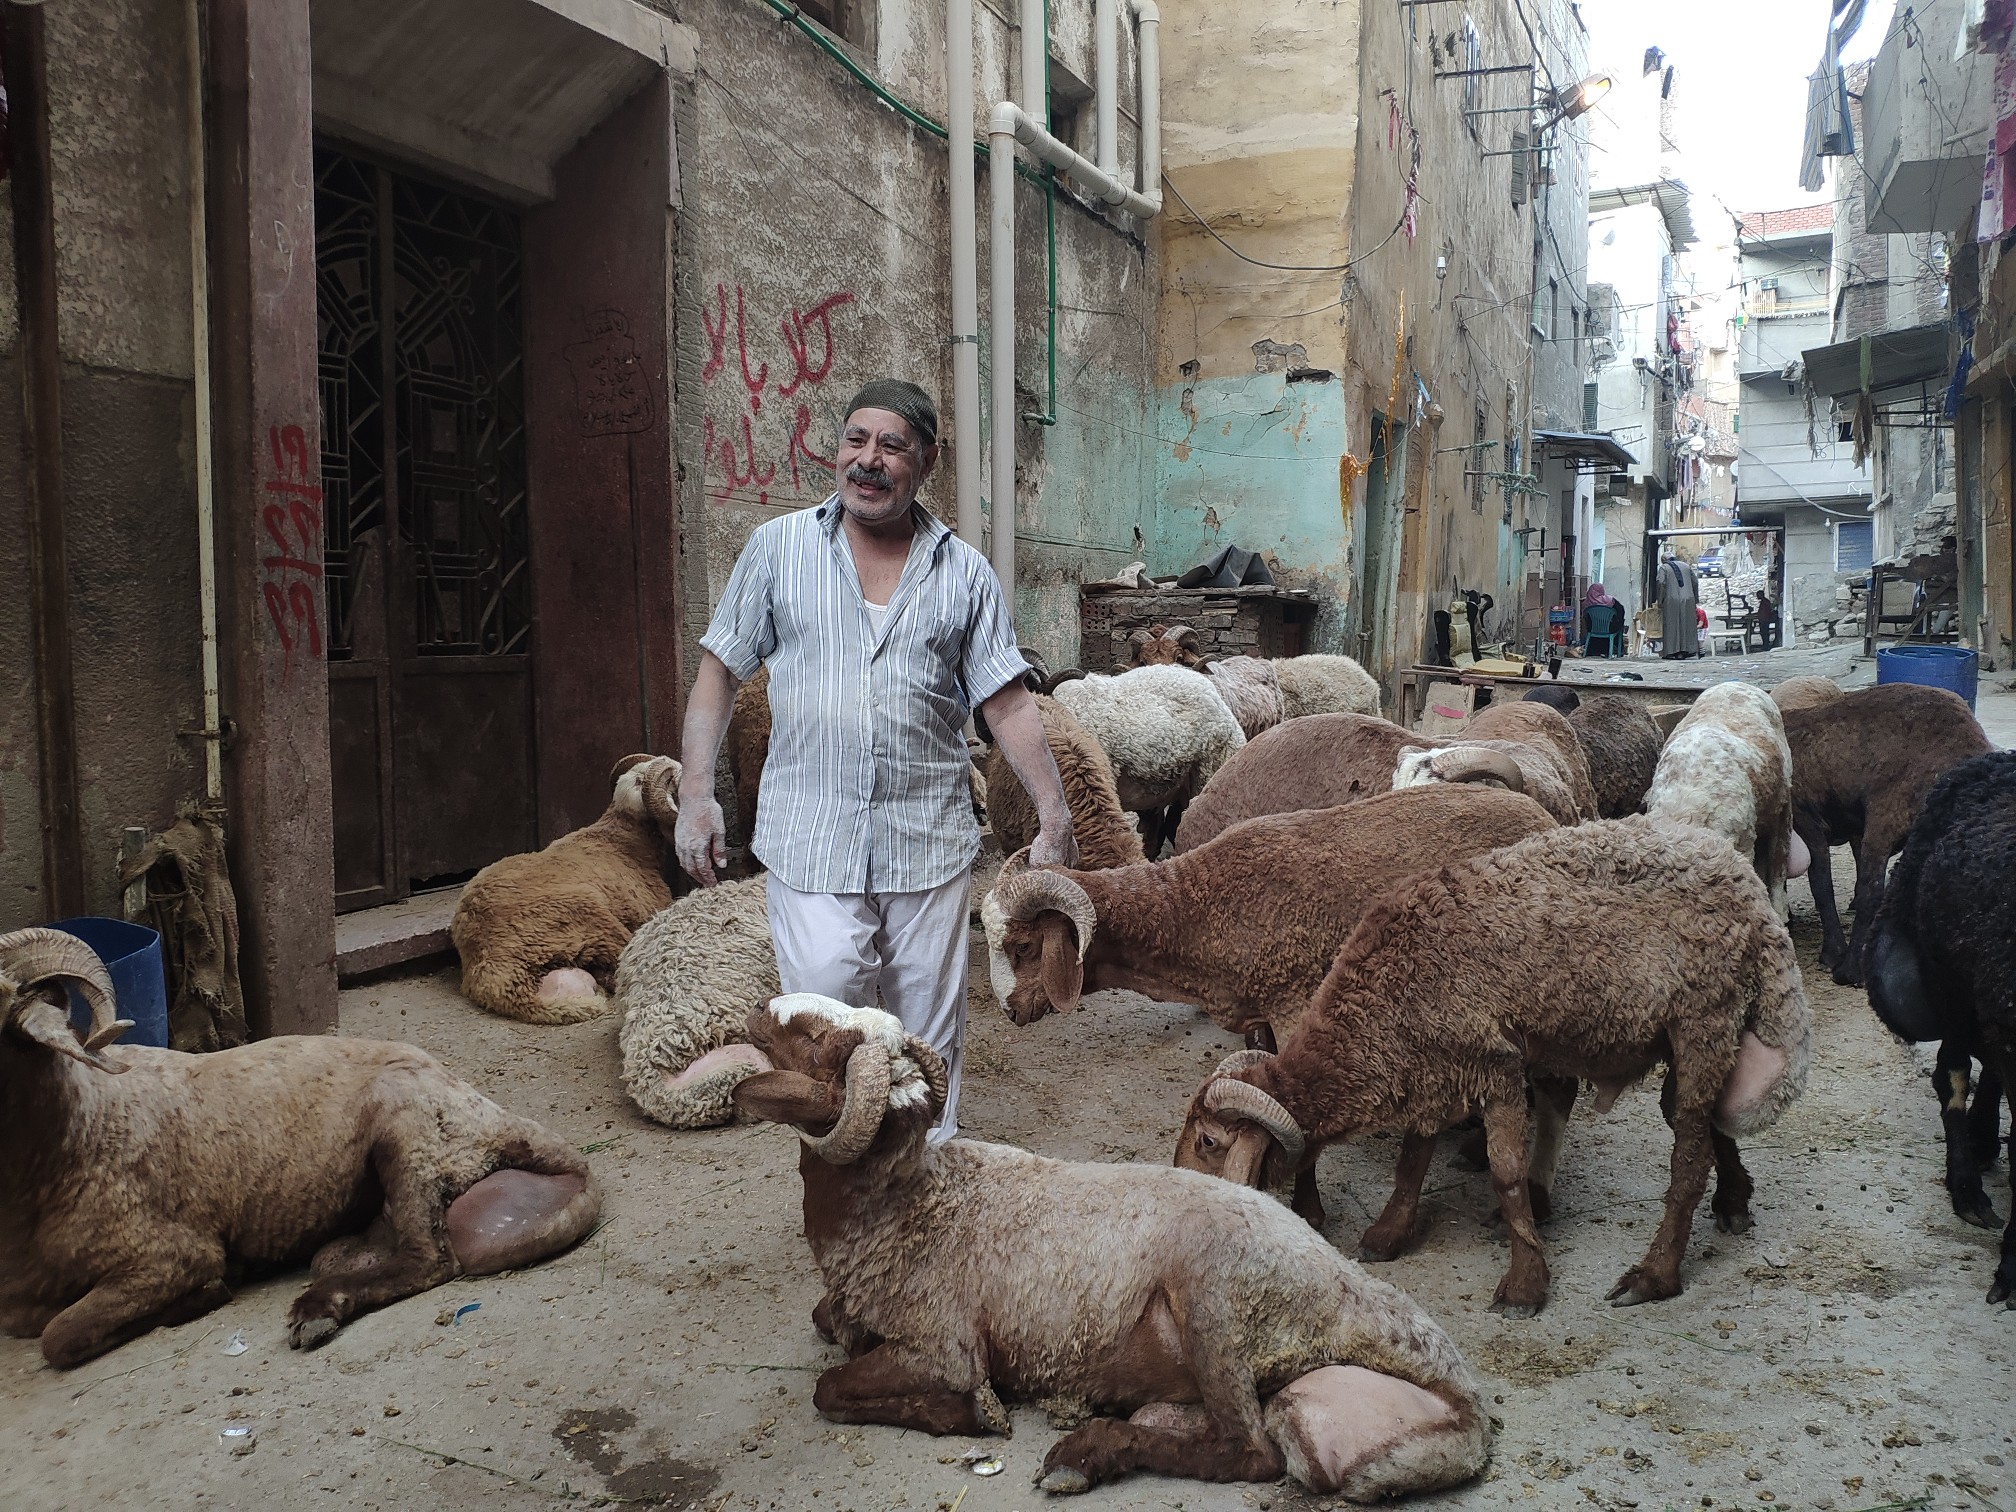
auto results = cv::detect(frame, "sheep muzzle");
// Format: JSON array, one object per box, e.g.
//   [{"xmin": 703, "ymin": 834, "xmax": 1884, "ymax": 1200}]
[{"xmin": 0, "ymin": 928, "xmax": 134, "ymax": 1073}]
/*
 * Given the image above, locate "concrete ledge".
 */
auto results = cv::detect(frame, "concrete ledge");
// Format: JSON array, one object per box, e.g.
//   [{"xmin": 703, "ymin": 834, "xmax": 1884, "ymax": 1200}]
[{"xmin": 335, "ymin": 886, "xmax": 462, "ymax": 983}]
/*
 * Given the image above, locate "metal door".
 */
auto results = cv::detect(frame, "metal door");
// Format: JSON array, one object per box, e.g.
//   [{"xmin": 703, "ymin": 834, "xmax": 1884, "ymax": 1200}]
[{"xmin": 316, "ymin": 145, "xmax": 536, "ymax": 911}]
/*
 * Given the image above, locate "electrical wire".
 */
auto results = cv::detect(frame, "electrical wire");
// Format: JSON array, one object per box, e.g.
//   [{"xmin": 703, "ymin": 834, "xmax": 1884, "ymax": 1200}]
[{"xmin": 1161, "ymin": 171, "xmax": 1411, "ymax": 274}]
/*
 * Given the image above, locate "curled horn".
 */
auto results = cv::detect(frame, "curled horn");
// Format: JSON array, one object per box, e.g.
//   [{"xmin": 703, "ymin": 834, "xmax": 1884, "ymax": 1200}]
[
  {"xmin": 1041, "ymin": 668, "xmax": 1088, "ymax": 694},
  {"xmin": 610, "ymin": 753, "xmax": 653, "ymax": 787},
  {"xmin": 1213, "ymin": 1047, "xmax": 1276, "ymax": 1079},
  {"xmin": 0, "ymin": 928, "xmax": 134, "ymax": 1073},
  {"xmin": 905, "ymin": 1035, "xmax": 950, "ymax": 1113},
  {"xmin": 1129, "ymin": 627, "xmax": 1158, "ymax": 647},
  {"xmin": 987, "ymin": 868, "xmax": 1096, "ymax": 960},
  {"xmin": 1203, "ymin": 1070, "xmax": 1306, "ymax": 1167},
  {"xmin": 1430, "ymin": 746, "xmax": 1527, "ymax": 793},
  {"xmin": 638, "ymin": 756, "xmax": 682, "ymax": 837},
  {"xmin": 803, "ymin": 1041, "xmax": 892, "ymax": 1164},
  {"xmin": 1164, "ymin": 623, "xmax": 1202, "ymax": 649}
]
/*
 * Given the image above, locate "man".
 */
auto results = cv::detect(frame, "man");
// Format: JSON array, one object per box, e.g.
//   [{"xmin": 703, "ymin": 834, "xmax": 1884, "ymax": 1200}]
[{"xmin": 674, "ymin": 379, "xmax": 1076, "ymax": 1142}]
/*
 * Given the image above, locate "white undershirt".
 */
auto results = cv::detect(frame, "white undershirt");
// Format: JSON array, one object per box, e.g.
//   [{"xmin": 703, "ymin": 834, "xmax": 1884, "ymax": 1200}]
[{"xmin": 864, "ymin": 599, "xmax": 888, "ymax": 634}]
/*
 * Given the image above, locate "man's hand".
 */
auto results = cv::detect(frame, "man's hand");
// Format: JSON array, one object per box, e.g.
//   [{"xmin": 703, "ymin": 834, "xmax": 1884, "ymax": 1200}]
[
  {"xmin": 675, "ymin": 791, "xmax": 728, "ymax": 887},
  {"xmin": 1028, "ymin": 818, "xmax": 1079, "ymax": 870}
]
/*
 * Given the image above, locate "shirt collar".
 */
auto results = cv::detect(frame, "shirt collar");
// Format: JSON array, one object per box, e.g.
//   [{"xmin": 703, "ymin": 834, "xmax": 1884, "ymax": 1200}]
[{"xmin": 816, "ymin": 493, "xmax": 950, "ymax": 546}]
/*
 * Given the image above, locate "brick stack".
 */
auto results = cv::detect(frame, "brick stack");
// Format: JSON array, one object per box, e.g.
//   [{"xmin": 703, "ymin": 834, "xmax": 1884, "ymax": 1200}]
[{"xmin": 1078, "ymin": 587, "xmax": 1315, "ymax": 673}]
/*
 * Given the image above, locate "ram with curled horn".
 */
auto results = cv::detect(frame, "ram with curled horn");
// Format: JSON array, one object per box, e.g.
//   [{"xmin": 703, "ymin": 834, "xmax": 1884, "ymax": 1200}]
[
  {"xmin": 451, "ymin": 752, "xmax": 690, "ymax": 1023},
  {"xmin": 730, "ymin": 993, "xmax": 1493, "ymax": 1499},
  {"xmin": 0, "ymin": 928, "xmax": 601, "ymax": 1367}
]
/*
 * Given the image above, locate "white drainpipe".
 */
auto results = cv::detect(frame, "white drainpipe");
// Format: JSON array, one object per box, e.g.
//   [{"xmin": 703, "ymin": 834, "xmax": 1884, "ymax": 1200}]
[
  {"xmin": 1096, "ymin": 0, "xmax": 1119, "ymax": 178},
  {"xmin": 947, "ymin": 0, "xmax": 984, "ymax": 549},
  {"xmin": 986, "ymin": 0, "xmax": 1161, "ymax": 606}
]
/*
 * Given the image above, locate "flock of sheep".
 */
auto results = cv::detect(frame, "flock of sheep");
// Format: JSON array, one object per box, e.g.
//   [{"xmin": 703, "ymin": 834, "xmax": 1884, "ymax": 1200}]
[{"xmin": 4, "ymin": 629, "xmax": 2013, "ymax": 1501}]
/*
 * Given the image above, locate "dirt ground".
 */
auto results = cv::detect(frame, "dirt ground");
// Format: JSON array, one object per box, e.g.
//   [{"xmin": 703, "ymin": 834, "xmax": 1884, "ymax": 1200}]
[{"xmin": 6, "ymin": 860, "xmax": 2014, "ymax": 1512}]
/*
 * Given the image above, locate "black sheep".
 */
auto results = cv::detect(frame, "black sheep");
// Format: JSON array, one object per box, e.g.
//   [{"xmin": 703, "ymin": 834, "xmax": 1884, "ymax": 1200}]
[{"xmin": 1867, "ymin": 749, "xmax": 2016, "ymax": 1307}]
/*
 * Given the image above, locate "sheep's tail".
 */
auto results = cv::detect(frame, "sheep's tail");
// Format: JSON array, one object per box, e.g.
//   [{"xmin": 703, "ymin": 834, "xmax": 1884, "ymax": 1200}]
[
  {"xmin": 459, "ymin": 952, "xmax": 610, "ymax": 1025},
  {"xmin": 1713, "ymin": 911, "xmax": 1812, "ymax": 1138}
]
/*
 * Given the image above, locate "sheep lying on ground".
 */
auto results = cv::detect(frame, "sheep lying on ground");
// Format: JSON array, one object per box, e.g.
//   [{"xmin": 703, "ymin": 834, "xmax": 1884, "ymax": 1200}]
[
  {"xmin": 983, "ymin": 785, "xmax": 1559, "ymax": 1227},
  {"xmin": 982, "ymin": 695, "xmax": 1147, "ymax": 868},
  {"xmin": 0, "ymin": 929, "xmax": 601, "ymax": 1366},
  {"xmin": 1647, "ymin": 682, "xmax": 1806, "ymax": 915},
  {"xmin": 1050, "ymin": 665, "xmax": 1246, "ymax": 856},
  {"xmin": 730, "ymin": 994, "xmax": 1491, "ymax": 1498},
  {"xmin": 1868, "ymin": 750, "xmax": 2016, "ymax": 1304},
  {"xmin": 452, "ymin": 755, "xmax": 684, "ymax": 1023},
  {"xmin": 1783, "ymin": 683, "xmax": 1991, "ymax": 985},
  {"xmin": 616, "ymin": 875, "xmax": 780, "ymax": 1128},
  {"xmin": 1393, "ymin": 702, "xmax": 1599, "ymax": 822},
  {"xmin": 1175, "ymin": 818, "xmax": 1811, "ymax": 1316},
  {"xmin": 1770, "ymin": 675, "xmax": 1842, "ymax": 713},
  {"xmin": 1521, "ymin": 688, "xmax": 1663, "ymax": 818}
]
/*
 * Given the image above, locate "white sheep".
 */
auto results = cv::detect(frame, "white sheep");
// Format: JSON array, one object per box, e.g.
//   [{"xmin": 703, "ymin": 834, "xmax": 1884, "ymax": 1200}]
[
  {"xmin": 730, "ymin": 994, "xmax": 1492, "ymax": 1499},
  {"xmin": 0, "ymin": 929, "xmax": 601, "ymax": 1366},
  {"xmin": 1646, "ymin": 682, "xmax": 1806, "ymax": 915},
  {"xmin": 1273, "ymin": 653, "xmax": 1381, "ymax": 719},
  {"xmin": 1049, "ymin": 663, "xmax": 1246, "ymax": 855},
  {"xmin": 1201, "ymin": 655, "xmax": 1286, "ymax": 739},
  {"xmin": 451, "ymin": 755, "xmax": 684, "ymax": 1023},
  {"xmin": 615, "ymin": 875, "xmax": 779, "ymax": 1128}
]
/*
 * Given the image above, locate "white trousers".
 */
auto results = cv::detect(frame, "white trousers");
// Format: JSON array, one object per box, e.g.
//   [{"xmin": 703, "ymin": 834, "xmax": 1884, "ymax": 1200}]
[{"xmin": 765, "ymin": 869, "xmax": 972, "ymax": 1142}]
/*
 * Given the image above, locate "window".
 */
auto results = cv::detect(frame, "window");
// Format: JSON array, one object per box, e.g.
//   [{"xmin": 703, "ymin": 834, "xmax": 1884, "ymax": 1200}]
[
  {"xmin": 1837, "ymin": 420, "xmax": 1854, "ymax": 443},
  {"xmin": 795, "ymin": 0, "xmax": 873, "ymax": 51},
  {"xmin": 1583, "ymin": 381, "xmax": 1599, "ymax": 430},
  {"xmin": 1834, "ymin": 518, "xmax": 1874, "ymax": 573},
  {"xmin": 1471, "ymin": 400, "xmax": 1489, "ymax": 512},
  {"xmin": 1462, "ymin": 19, "xmax": 1484, "ymax": 129},
  {"xmin": 1047, "ymin": 60, "xmax": 1093, "ymax": 155}
]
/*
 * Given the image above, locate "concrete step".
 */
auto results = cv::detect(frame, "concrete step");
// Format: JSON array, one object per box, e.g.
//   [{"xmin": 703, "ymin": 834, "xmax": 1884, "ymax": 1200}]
[{"xmin": 335, "ymin": 885, "xmax": 462, "ymax": 983}]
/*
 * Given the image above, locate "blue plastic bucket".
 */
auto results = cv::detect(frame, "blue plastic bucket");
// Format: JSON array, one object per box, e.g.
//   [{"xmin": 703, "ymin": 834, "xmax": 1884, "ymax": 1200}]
[
  {"xmin": 50, "ymin": 917, "xmax": 169, "ymax": 1050},
  {"xmin": 1876, "ymin": 644, "xmax": 1979, "ymax": 711}
]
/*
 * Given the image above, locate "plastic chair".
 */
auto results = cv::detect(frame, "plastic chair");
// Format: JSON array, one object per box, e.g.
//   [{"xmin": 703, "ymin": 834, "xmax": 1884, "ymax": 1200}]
[{"xmin": 1583, "ymin": 603, "xmax": 1625, "ymax": 658}]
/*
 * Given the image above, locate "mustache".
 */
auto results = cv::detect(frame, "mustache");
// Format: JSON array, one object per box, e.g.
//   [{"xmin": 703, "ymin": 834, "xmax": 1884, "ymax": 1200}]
[{"xmin": 845, "ymin": 463, "xmax": 893, "ymax": 490}]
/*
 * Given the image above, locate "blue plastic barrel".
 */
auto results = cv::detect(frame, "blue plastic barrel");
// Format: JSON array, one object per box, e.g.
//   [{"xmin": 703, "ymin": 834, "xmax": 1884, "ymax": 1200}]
[
  {"xmin": 1876, "ymin": 644, "xmax": 1979, "ymax": 711},
  {"xmin": 50, "ymin": 917, "xmax": 169, "ymax": 1050}
]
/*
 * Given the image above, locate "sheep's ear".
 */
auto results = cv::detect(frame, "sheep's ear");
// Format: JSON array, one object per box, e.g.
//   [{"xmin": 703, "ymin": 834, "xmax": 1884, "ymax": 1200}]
[
  {"xmin": 731, "ymin": 1070, "xmax": 838, "ymax": 1128},
  {"xmin": 1036, "ymin": 912, "xmax": 1082, "ymax": 1013}
]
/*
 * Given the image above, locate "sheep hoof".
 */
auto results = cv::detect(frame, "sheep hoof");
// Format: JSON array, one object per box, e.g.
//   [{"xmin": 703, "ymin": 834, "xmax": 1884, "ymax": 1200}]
[
  {"xmin": 1958, "ymin": 1200, "xmax": 2003, "ymax": 1231},
  {"xmin": 1037, "ymin": 1467, "xmax": 1090, "ymax": 1496},
  {"xmin": 975, "ymin": 1382, "xmax": 1014, "ymax": 1437},
  {"xmin": 1989, "ymin": 1271, "xmax": 2014, "ymax": 1307},
  {"xmin": 1489, "ymin": 1299, "xmax": 1542, "ymax": 1320},
  {"xmin": 1714, "ymin": 1208, "xmax": 1754, "ymax": 1236},
  {"xmin": 1605, "ymin": 1269, "xmax": 1678, "ymax": 1308},
  {"xmin": 289, "ymin": 1314, "xmax": 339, "ymax": 1351}
]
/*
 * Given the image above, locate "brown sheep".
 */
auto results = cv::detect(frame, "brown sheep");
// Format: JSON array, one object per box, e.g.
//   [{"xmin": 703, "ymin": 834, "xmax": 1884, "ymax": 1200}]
[
  {"xmin": 983, "ymin": 694, "xmax": 1147, "ymax": 869},
  {"xmin": 1770, "ymin": 674, "xmax": 1843, "ymax": 713},
  {"xmin": 1127, "ymin": 622, "xmax": 1204, "ymax": 667},
  {"xmin": 451, "ymin": 754, "xmax": 684, "ymax": 1023},
  {"xmin": 1521, "ymin": 687, "xmax": 1664, "ymax": 818},
  {"xmin": 1, "ymin": 929, "xmax": 601, "ymax": 1367},
  {"xmin": 1176, "ymin": 715, "xmax": 1437, "ymax": 850},
  {"xmin": 1784, "ymin": 683, "xmax": 1991, "ymax": 985},
  {"xmin": 981, "ymin": 785, "xmax": 1559, "ymax": 1226},
  {"xmin": 1450, "ymin": 702, "xmax": 1600, "ymax": 818},
  {"xmin": 726, "ymin": 664, "xmax": 772, "ymax": 839},
  {"xmin": 1173, "ymin": 818, "xmax": 1812, "ymax": 1316}
]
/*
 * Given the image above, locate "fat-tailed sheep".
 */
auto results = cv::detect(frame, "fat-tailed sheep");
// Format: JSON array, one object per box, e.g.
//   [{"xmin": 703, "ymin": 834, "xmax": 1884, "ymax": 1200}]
[
  {"xmin": 451, "ymin": 755, "xmax": 684, "ymax": 1023},
  {"xmin": 616, "ymin": 875, "xmax": 780, "ymax": 1128},
  {"xmin": 729, "ymin": 994, "xmax": 1491, "ymax": 1498},
  {"xmin": 1175, "ymin": 817, "xmax": 1811, "ymax": 1316},
  {"xmin": 0, "ymin": 929, "xmax": 601, "ymax": 1367},
  {"xmin": 1050, "ymin": 664, "xmax": 1246, "ymax": 856}
]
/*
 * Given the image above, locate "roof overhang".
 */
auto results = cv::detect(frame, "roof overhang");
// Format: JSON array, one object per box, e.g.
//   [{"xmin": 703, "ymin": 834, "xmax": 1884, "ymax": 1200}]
[
  {"xmin": 1589, "ymin": 180, "xmax": 1696, "ymax": 249},
  {"xmin": 1801, "ymin": 323, "xmax": 1950, "ymax": 404},
  {"xmin": 1534, "ymin": 429, "xmax": 1638, "ymax": 472}
]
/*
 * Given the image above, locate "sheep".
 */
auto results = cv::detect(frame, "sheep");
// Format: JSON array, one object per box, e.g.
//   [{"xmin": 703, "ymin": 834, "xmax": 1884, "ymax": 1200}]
[
  {"xmin": 1176, "ymin": 715, "xmax": 1421, "ymax": 849},
  {"xmin": 1127, "ymin": 622, "xmax": 1205, "ymax": 667},
  {"xmin": 982, "ymin": 694, "xmax": 1148, "ymax": 869},
  {"xmin": 1783, "ymin": 683, "xmax": 1991, "ymax": 986},
  {"xmin": 1389, "ymin": 702, "xmax": 1599, "ymax": 826},
  {"xmin": 1867, "ymin": 750, "xmax": 2016, "ymax": 1305},
  {"xmin": 982, "ymin": 784, "xmax": 1559, "ymax": 1226},
  {"xmin": 725, "ymin": 664, "xmax": 771, "ymax": 839},
  {"xmin": 450, "ymin": 755, "xmax": 684, "ymax": 1023},
  {"xmin": 1521, "ymin": 688, "xmax": 1664, "ymax": 818},
  {"xmin": 1049, "ymin": 664, "xmax": 1247, "ymax": 857},
  {"xmin": 616, "ymin": 874, "xmax": 780, "ymax": 1128},
  {"xmin": 729, "ymin": 993, "xmax": 1491, "ymax": 1498},
  {"xmin": 1200, "ymin": 656, "xmax": 1286, "ymax": 740},
  {"xmin": 1770, "ymin": 674, "xmax": 1843, "ymax": 713},
  {"xmin": 0, "ymin": 928, "xmax": 602, "ymax": 1367},
  {"xmin": 1646, "ymin": 682, "xmax": 1805, "ymax": 915},
  {"xmin": 1273, "ymin": 653, "xmax": 1382, "ymax": 720},
  {"xmin": 1173, "ymin": 817, "xmax": 1812, "ymax": 1316}
]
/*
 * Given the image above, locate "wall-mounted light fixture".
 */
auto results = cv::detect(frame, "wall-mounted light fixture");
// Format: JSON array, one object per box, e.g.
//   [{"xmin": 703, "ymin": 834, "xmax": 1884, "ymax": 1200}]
[{"xmin": 1540, "ymin": 74, "xmax": 1612, "ymax": 129}]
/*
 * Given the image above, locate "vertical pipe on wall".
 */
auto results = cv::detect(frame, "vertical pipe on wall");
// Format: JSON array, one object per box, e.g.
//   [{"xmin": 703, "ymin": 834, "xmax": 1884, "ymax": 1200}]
[
  {"xmin": 1132, "ymin": 1, "xmax": 1160, "ymax": 196},
  {"xmin": 945, "ymin": 0, "xmax": 983, "ymax": 550},
  {"xmin": 186, "ymin": 0, "xmax": 223, "ymax": 806},
  {"xmin": 987, "ymin": 106, "xmax": 1019, "ymax": 599},
  {"xmin": 1094, "ymin": 0, "xmax": 1118, "ymax": 179},
  {"xmin": 1020, "ymin": 0, "xmax": 1045, "ymax": 117},
  {"xmin": 4, "ymin": 0, "xmax": 87, "ymax": 917}
]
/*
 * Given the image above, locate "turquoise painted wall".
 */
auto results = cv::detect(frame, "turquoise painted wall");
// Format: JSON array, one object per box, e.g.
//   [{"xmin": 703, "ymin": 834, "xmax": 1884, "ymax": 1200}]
[{"xmin": 1150, "ymin": 374, "xmax": 1356, "ymax": 650}]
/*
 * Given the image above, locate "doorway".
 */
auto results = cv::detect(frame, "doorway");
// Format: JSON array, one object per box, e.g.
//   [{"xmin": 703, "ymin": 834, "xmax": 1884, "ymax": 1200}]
[{"xmin": 316, "ymin": 144, "xmax": 537, "ymax": 911}]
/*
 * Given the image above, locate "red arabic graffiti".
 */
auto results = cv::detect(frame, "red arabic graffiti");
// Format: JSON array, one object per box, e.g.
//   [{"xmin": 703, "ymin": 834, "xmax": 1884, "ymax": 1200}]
[
  {"xmin": 261, "ymin": 423, "xmax": 324, "ymax": 671},
  {"xmin": 700, "ymin": 284, "xmax": 856, "ymax": 510}
]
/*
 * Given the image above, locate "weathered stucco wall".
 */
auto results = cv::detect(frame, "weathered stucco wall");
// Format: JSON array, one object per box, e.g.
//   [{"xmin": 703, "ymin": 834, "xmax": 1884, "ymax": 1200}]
[
  {"xmin": 678, "ymin": 0, "xmax": 1155, "ymax": 675},
  {"xmin": 0, "ymin": 0, "xmax": 206, "ymax": 927}
]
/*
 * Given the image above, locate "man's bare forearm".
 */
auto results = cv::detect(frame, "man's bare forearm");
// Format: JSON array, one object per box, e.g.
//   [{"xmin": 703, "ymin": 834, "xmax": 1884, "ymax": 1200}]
[
  {"xmin": 679, "ymin": 651, "xmax": 740, "ymax": 800},
  {"xmin": 980, "ymin": 681, "xmax": 1070, "ymax": 829}
]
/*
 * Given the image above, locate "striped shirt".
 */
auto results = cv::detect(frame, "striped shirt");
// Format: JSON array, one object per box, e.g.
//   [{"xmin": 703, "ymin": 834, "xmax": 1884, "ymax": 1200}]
[{"xmin": 699, "ymin": 496, "xmax": 1029, "ymax": 894}]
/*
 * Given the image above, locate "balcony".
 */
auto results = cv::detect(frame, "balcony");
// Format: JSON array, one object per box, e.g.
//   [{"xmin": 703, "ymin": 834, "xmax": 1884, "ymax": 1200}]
[{"xmin": 1862, "ymin": 8, "xmax": 1992, "ymax": 235}]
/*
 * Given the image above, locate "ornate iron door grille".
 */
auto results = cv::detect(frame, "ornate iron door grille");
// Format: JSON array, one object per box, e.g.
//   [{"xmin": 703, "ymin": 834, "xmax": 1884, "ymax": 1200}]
[{"xmin": 315, "ymin": 143, "xmax": 536, "ymax": 908}]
